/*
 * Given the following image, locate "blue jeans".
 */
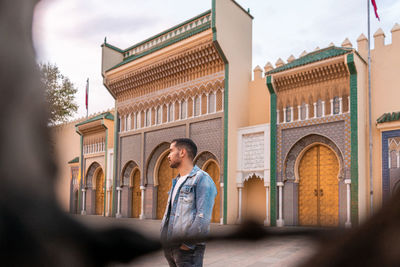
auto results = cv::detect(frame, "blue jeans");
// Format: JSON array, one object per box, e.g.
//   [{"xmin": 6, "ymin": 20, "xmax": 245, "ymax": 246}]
[{"xmin": 164, "ymin": 244, "xmax": 206, "ymax": 267}]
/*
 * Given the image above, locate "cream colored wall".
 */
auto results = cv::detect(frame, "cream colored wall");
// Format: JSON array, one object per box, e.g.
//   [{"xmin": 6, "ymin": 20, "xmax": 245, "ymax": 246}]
[
  {"xmin": 104, "ymin": 119, "xmax": 115, "ymax": 149},
  {"xmin": 357, "ymin": 24, "xmax": 400, "ymax": 212},
  {"xmin": 101, "ymin": 45, "xmax": 123, "ymax": 76},
  {"xmin": 215, "ymin": 0, "xmax": 253, "ymax": 223},
  {"xmin": 249, "ymin": 67, "xmax": 270, "ymax": 125},
  {"xmin": 353, "ymin": 53, "xmax": 368, "ymax": 222},
  {"xmin": 51, "ymin": 122, "xmax": 81, "ymax": 211}
]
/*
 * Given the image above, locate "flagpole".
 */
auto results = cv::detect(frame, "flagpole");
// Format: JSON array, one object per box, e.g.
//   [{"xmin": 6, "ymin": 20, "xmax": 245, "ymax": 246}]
[
  {"xmin": 86, "ymin": 78, "xmax": 89, "ymax": 118},
  {"xmin": 367, "ymin": 0, "xmax": 374, "ymax": 215}
]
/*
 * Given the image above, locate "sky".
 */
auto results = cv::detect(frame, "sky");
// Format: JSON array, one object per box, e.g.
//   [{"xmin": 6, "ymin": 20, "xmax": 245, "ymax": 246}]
[{"xmin": 33, "ymin": 0, "xmax": 400, "ymax": 120}]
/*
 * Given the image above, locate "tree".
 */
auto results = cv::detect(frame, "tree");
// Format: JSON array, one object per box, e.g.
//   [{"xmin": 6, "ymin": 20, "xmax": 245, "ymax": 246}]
[{"xmin": 39, "ymin": 63, "xmax": 78, "ymax": 125}]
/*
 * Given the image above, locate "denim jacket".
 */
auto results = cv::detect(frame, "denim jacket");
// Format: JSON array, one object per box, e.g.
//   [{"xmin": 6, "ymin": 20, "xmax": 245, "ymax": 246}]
[{"xmin": 160, "ymin": 165, "xmax": 217, "ymax": 249}]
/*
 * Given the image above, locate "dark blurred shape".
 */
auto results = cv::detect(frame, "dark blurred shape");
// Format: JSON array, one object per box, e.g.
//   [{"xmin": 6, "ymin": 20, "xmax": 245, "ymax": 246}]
[{"xmin": 0, "ymin": 1, "xmax": 160, "ymax": 266}]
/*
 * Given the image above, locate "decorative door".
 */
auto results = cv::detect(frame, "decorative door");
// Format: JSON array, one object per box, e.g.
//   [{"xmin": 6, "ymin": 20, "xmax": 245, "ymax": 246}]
[
  {"xmin": 95, "ymin": 170, "xmax": 104, "ymax": 215},
  {"xmin": 131, "ymin": 169, "xmax": 141, "ymax": 218},
  {"xmin": 299, "ymin": 145, "xmax": 339, "ymax": 226},
  {"xmin": 204, "ymin": 161, "xmax": 220, "ymax": 223},
  {"xmin": 156, "ymin": 154, "xmax": 178, "ymax": 219}
]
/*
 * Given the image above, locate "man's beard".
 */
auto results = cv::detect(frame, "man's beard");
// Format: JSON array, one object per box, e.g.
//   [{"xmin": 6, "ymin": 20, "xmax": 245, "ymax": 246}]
[{"xmin": 169, "ymin": 159, "xmax": 180, "ymax": 169}]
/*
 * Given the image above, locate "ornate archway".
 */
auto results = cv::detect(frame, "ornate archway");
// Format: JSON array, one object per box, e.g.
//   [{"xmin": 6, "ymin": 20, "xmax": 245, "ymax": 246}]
[
  {"xmin": 242, "ymin": 175, "xmax": 266, "ymax": 224},
  {"xmin": 298, "ymin": 144, "xmax": 339, "ymax": 226}
]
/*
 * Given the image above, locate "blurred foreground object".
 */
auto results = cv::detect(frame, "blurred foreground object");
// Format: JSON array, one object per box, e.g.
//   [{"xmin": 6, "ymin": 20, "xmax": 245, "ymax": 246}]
[{"xmin": 0, "ymin": 1, "xmax": 160, "ymax": 266}]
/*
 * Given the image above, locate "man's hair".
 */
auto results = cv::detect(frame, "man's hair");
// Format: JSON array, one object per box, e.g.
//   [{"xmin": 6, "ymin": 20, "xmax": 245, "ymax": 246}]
[{"xmin": 171, "ymin": 138, "xmax": 197, "ymax": 161}]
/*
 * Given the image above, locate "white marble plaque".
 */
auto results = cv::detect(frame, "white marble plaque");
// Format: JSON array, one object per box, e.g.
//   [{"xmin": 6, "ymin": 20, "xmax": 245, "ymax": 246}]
[{"xmin": 242, "ymin": 133, "xmax": 264, "ymax": 170}]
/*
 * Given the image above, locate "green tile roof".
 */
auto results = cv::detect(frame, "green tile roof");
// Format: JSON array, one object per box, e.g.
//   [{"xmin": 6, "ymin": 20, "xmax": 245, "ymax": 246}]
[
  {"xmin": 265, "ymin": 46, "xmax": 353, "ymax": 75},
  {"xmin": 377, "ymin": 112, "xmax": 400, "ymax": 124},
  {"xmin": 75, "ymin": 112, "xmax": 114, "ymax": 127},
  {"xmin": 68, "ymin": 157, "xmax": 79, "ymax": 164}
]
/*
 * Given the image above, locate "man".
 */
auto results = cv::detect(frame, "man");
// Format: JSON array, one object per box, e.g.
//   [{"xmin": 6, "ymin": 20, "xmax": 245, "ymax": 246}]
[{"xmin": 161, "ymin": 138, "xmax": 217, "ymax": 267}]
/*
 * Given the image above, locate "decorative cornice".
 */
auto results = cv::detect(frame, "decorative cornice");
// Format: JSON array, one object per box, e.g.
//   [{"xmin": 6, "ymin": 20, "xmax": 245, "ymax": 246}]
[
  {"xmin": 272, "ymin": 60, "xmax": 349, "ymax": 92},
  {"xmin": 106, "ymin": 41, "xmax": 224, "ymax": 100}
]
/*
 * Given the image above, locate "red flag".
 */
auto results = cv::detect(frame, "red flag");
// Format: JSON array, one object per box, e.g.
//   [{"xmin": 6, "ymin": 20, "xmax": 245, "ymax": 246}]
[
  {"xmin": 85, "ymin": 78, "xmax": 89, "ymax": 112},
  {"xmin": 371, "ymin": 0, "xmax": 380, "ymax": 21}
]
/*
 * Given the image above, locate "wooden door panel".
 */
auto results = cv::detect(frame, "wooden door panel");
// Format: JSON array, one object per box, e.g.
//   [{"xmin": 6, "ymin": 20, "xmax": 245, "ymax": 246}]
[
  {"xmin": 299, "ymin": 146, "xmax": 318, "ymax": 226},
  {"xmin": 204, "ymin": 162, "xmax": 221, "ymax": 223},
  {"xmin": 156, "ymin": 155, "xmax": 178, "ymax": 219},
  {"xmin": 132, "ymin": 170, "xmax": 141, "ymax": 218},
  {"xmin": 95, "ymin": 170, "xmax": 104, "ymax": 215}
]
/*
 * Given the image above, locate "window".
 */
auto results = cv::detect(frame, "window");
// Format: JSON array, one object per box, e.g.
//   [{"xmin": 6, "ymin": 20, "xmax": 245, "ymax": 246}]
[
  {"xmin": 156, "ymin": 106, "xmax": 162, "ymax": 124},
  {"xmin": 208, "ymin": 93, "xmax": 216, "ymax": 113},
  {"xmin": 181, "ymin": 100, "xmax": 187, "ymax": 119},
  {"xmin": 168, "ymin": 103, "xmax": 174, "ymax": 122},
  {"xmin": 145, "ymin": 109, "xmax": 151, "ymax": 127},
  {"xmin": 333, "ymin": 97, "xmax": 340, "ymax": 114},
  {"xmin": 194, "ymin": 96, "xmax": 200, "ymax": 117},
  {"xmin": 285, "ymin": 106, "xmax": 291, "ymax": 122}
]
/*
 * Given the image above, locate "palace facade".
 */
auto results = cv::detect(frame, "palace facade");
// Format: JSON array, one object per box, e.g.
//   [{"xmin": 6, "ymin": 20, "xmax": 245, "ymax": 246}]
[{"xmin": 52, "ymin": 0, "xmax": 400, "ymax": 227}]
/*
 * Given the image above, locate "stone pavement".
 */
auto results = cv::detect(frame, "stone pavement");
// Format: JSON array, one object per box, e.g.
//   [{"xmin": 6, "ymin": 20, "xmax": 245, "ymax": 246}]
[{"xmin": 74, "ymin": 215, "xmax": 316, "ymax": 267}]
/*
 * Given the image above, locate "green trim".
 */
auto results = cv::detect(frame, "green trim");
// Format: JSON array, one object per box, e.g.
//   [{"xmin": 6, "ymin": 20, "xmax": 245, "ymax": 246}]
[
  {"xmin": 112, "ymin": 109, "xmax": 119, "ymax": 216},
  {"xmin": 266, "ymin": 76, "xmax": 277, "ymax": 226},
  {"xmin": 265, "ymin": 46, "xmax": 353, "ymax": 75},
  {"xmin": 78, "ymin": 134, "xmax": 83, "ymax": 213},
  {"xmin": 212, "ymin": 1, "xmax": 229, "ymax": 223},
  {"xmin": 107, "ymin": 22, "xmax": 211, "ymax": 72},
  {"xmin": 101, "ymin": 43, "xmax": 124, "ymax": 53},
  {"xmin": 68, "ymin": 156, "xmax": 79, "ymax": 164},
  {"xmin": 212, "ymin": 0, "xmax": 217, "ymax": 41},
  {"xmin": 377, "ymin": 112, "xmax": 400, "ymax": 124},
  {"xmin": 347, "ymin": 53, "xmax": 359, "ymax": 225},
  {"xmin": 75, "ymin": 112, "xmax": 114, "ymax": 127},
  {"xmin": 104, "ymin": 126, "xmax": 108, "ymax": 217}
]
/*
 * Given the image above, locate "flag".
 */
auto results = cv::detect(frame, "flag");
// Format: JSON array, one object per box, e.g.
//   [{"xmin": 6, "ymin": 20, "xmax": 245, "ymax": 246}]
[
  {"xmin": 371, "ymin": 0, "xmax": 380, "ymax": 21},
  {"xmin": 85, "ymin": 78, "xmax": 89, "ymax": 115}
]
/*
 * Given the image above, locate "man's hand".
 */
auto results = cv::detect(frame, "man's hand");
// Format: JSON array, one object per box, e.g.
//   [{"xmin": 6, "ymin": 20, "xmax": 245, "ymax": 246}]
[{"xmin": 179, "ymin": 244, "xmax": 191, "ymax": 251}]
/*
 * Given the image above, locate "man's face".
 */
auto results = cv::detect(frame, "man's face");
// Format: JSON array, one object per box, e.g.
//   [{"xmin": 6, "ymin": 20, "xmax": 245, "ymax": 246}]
[{"xmin": 168, "ymin": 142, "xmax": 181, "ymax": 169}]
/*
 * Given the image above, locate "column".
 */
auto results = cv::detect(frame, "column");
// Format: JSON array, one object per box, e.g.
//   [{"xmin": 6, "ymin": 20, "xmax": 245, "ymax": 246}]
[
  {"xmin": 139, "ymin": 186, "xmax": 146, "ymax": 220},
  {"xmin": 264, "ymin": 183, "xmax": 270, "ymax": 226},
  {"xmin": 330, "ymin": 99, "xmax": 334, "ymax": 115},
  {"xmin": 178, "ymin": 100, "xmax": 182, "ymax": 120},
  {"xmin": 220, "ymin": 182, "xmax": 224, "ymax": 225},
  {"xmin": 297, "ymin": 105, "xmax": 301, "ymax": 121},
  {"xmin": 290, "ymin": 107, "xmax": 294, "ymax": 122},
  {"xmin": 276, "ymin": 182, "xmax": 284, "ymax": 227},
  {"xmin": 116, "ymin": 186, "xmax": 122, "ymax": 218},
  {"xmin": 339, "ymin": 97, "xmax": 343, "ymax": 114},
  {"xmin": 397, "ymin": 151, "xmax": 400, "ymax": 168},
  {"xmin": 305, "ymin": 104, "xmax": 309, "ymax": 119},
  {"xmin": 237, "ymin": 183, "xmax": 243, "ymax": 224},
  {"xmin": 221, "ymin": 89, "xmax": 225, "ymax": 111},
  {"xmin": 81, "ymin": 188, "xmax": 87, "ymax": 215},
  {"xmin": 192, "ymin": 97, "xmax": 195, "ymax": 118},
  {"xmin": 313, "ymin": 102, "xmax": 317, "ymax": 118},
  {"xmin": 345, "ymin": 179, "xmax": 352, "ymax": 228},
  {"xmin": 321, "ymin": 101, "xmax": 325, "ymax": 117},
  {"xmin": 283, "ymin": 108, "xmax": 287, "ymax": 123},
  {"xmin": 276, "ymin": 109, "xmax": 280, "ymax": 124}
]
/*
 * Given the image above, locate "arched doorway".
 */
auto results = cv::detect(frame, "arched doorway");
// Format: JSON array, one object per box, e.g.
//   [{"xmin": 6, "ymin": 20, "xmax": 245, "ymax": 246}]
[
  {"xmin": 242, "ymin": 175, "xmax": 266, "ymax": 224},
  {"xmin": 95, "ymin": 169, "xmax": 105, "ymax": 215},
  {"xmin": 203, "ymin": 160, "xmax": 221, "ymax": 223},
  {"xmin": 156, "ymin": 152, "xmax": 178, "ymax": 219},
  {"xmin": 298, "ymin": 144, "xmax": 339, "ymax": 226},
  {"xmin": 131, "ymin": 168, "xmax": 141, "ymax": 218}
]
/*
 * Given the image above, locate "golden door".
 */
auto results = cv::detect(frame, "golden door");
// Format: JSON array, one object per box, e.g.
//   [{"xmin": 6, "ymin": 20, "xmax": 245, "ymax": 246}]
[
  {"xmin": 156, "ymin": 154, "xmax": 178, "ymax": 219},
  {"xmin": 243, "ymin": 176, "xmax": 266, "ymax": 224},
  {"xmin": 299, "ymin": 145, "xmax": 339, "ymax": 226},
  {"xmin": 131, "ymin": 170, "xmax": 141, "ymax": 218},
  {"xmin": 95, "ymin": 170, "xmax": 104, "ymax": 215},
  {"xmin": 204, "ymin": 161, "xmax": 220, "ymax": 223}
]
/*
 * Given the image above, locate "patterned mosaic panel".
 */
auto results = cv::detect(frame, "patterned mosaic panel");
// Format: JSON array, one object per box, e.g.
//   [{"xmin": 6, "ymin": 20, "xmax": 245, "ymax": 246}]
[{"xmin": 276, "ymin": 113, "xmax": 351, "ymax": 182}]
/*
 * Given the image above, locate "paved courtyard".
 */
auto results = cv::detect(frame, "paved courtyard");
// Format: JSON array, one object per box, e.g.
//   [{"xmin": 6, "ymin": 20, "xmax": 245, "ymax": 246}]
[{"xmin": 75, "ymin": 215, "xmax": 317, "ymax": 267}]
